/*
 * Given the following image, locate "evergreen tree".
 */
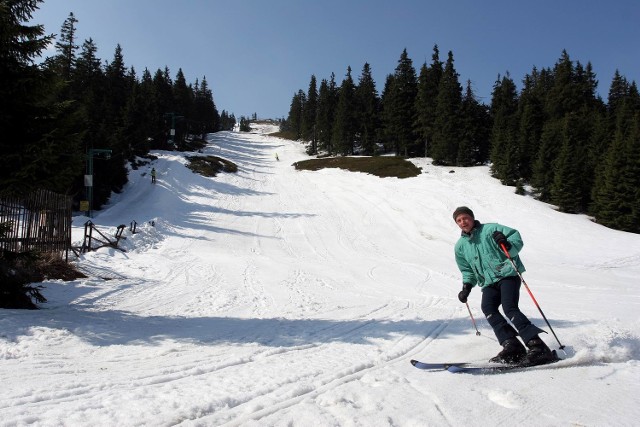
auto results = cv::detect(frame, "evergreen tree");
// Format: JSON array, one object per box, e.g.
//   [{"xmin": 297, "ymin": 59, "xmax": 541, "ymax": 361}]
[
  {"xmin": 414, "ymin": 45, "xmax": 443, "ymax": 157},
  {"xmin": 573, "ymin": 62, "xmax": 605, "ymax": 211},
  {"xmin": 385, "ymin": 49, "xmax": 417, "ymax": 156},
  {"xmin": 532, "ymin": 119, "xmax": 563, "ymax": 201},
  {"xmin": 588, "ymin": 72, "xmax": 625, "ymax": 208},
  {"xmin": 593, "ymin": 86, "xmax": 640, "ymax": 232},
  {"xmin": 456, "ymin": 82, "xmax": 475, "ymax": 167},
  {"xmin": 331, "ymin": 66, "xmax": 357, "ymax": 155},
  {"xmin": 73, "ymin": 38, "xmax": 104, "ymax": 108},
  {"xmin": 104, "ymin": 44, "xmax": 130, "ymax": 118},
  {"xmin": 529, "ymin": 66, "xmax": 558, "ymax": 197},
  {"xmin": 578, "ymin": 61, "xmax": 600, "ymax": 110},
  {"xmin": 286, "ymin": 90, "xmax": 306, "ymax": 139},
  {"xmin": 380, "ymin": 73, "xmax": 396, "ymax": 154},
  {"xmin": 132, "ymin": 68, "xmax": 159, "ymax": 154},
  {"xmin": 314, "ymin": 78, "xmax": 330, "ymax": 152},
  {"xmin": 545, "ymin": 50, "xmax": 579, "ymax": 120},
  {"xmin": 66, "ymin": 37, "xmax": 107, "ymax": 199},
  {"xmin": 301, "ymin": 75, "xmax": 318, "ymax": 147},
  {"xmin": 239, "ymin": 116, "xmax": 251, "ymax": 132},
  {"xmin": 628, "ymin": 104, "xmax": 640, "ymax": 233},
  {"xmin": 431, "ymin": 51, "xmax": 463, "ymax": 165},
  {"xmin": 195, "ymin": 76, "xmax": 219, "ymax": 134},
  {"xmin": 516, "ymin": 69, "xmax": 546, "ymax": 180},
  {"xmin": 53, "ymin": 12, "xmax": 78, "ymax": 81},
  {"xmin": 533, "ymin": 52, "xmax": 604, "ymax": 210},
  {"xmin": 153, "ymin": 67, "xmax": 174, "ymax": 146},
  {"xmin": 550, "ymin": 113, "xmax": 584, "ymax": 212},
  {"xmin": 172, "ymin": 69, "xmax": 192, "ymax": 145},
  {"xmin": 355, "ymin": 63, "xmax": 379, "ymax": 155},
  {"xmin": 607, "ymin": 70, "xmax": 628, "ymax": 117},
  {"xmin": 73, "ymin": 38, "xmax": 106, "ymax": 139},
  {"xmin": 489, "ymin": 73, "xmax": 520, "ymax": 184},
  {"xmin": 89, "ymin": 44, "xmax": 133, "ymax": 209},
  {"xmin": 117, "ymin": 67, "xmax": 164, "ymax": 159},
  {"xmin": 587, "ymin": 110, "xmax": 611, "ymax": 212},
  {"xmin": 529, "ymin": 60, "xmax": 564, "ymax": 197},
  {"xmin": 315, "ymin": 74, "xmax": 338, "ymax": 154},
  {"xmin": 173, "ymin": 69, "xmax": 192, "ymax": 117},
  {"xmin": 0, "ymin": 0, "xmax": 83, "ymax": 194},
  {"xmin": 459, "ymin": 80, "xmax": 490, "ymax": 165},
  {"xmin": 219, "ymin": 110, "xmax": 236, "ymax": 131}
]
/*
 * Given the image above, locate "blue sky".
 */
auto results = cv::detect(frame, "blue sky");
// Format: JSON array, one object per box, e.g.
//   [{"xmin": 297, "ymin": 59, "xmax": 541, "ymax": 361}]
[{"xmin": 33, "ymin": 0, "xmax": 639, "ymax": 119}]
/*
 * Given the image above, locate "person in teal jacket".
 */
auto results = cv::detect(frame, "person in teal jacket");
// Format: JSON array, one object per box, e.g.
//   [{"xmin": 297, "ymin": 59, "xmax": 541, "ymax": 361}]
[{"xmin": 453, "ymin": 206, "xmax": 554, "ymax": 366}]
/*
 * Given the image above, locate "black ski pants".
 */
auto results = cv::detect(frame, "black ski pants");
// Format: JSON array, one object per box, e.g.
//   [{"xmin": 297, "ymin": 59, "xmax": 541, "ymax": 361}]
[{"xmin": 481, "ymin": 276, "xmax": 544, "ymax": 345}]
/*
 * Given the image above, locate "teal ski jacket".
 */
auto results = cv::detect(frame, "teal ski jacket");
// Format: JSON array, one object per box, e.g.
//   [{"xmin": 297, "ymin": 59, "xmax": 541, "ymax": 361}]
[{"xmin": 454, "ymin": 221, "xmax": 525, "ymax": 289}]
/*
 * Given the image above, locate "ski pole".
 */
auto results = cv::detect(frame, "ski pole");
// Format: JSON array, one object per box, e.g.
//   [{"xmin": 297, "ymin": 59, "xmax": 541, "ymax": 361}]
[
  {"xmin": 499, "ymin": 243, "xmax": 566, "ymax": 351},
  {"xmin": 465, "ymin": 301, "xmax": 481, "ymax": 336}
]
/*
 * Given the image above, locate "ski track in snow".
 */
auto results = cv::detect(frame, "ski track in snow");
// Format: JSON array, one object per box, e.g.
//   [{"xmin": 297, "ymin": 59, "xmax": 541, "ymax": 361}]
[{"xmin": 1, "ymin": 125, "xmax": 640, "ymax": 426}]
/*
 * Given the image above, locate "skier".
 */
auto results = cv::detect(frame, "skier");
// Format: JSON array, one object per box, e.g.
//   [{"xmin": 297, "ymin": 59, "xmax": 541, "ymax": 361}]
[
  {"xmin": 151, "ymin": 167, "xmax": 157, "ymax": 184},
  {"xmin": 452, "ymin": 206, "xmax": 555, "ymax": 366}
]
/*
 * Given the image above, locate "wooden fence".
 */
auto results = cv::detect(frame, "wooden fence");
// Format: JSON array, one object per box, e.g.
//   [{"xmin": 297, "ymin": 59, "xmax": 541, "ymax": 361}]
[{"xmin": 0, "ymin": 189, "xmax": 73, "ymax": 258}]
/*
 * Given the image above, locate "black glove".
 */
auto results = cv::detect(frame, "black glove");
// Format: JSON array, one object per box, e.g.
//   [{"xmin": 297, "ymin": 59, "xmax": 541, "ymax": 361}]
[
  {"xmin": 492, "ymin": 231, "xmax": 511, "ymax": 250},
  {"xmin": 458, "ymin": 283, "xmax": 472, "ymax": 303}
]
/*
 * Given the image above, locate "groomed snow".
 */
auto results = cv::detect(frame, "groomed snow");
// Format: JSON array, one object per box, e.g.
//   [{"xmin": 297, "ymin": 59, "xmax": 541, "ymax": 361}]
[{"xmin": 1, "ymin": 124, "xmax": 639, "ymax": 426}]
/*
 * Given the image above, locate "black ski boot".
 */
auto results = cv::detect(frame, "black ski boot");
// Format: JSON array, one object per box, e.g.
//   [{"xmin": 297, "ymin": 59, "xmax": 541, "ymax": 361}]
[
  {"xmin": 521, "ymin": 336, "xmax": 556, "ymax": 366},
  {"xmin": 489, "ymin": 337, "xmax": 526, "ymax": 364}
]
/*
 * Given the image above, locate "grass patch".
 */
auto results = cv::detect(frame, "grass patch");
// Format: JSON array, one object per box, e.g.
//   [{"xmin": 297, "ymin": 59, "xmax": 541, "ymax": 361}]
[
  {"xmin": 293, "ymin": 156, "xmax": 422, "ymax": 179},
  {"xmin": 186, "ymin": 155, "xmax": 238, "ymax": 177},
  {"xmin": 269, "ymin": 130, "xmax": 298, "ymax": 140}
]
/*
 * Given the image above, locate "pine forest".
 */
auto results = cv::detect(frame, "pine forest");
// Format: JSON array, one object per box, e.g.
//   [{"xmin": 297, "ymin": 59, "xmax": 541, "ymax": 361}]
[
  {"xmin": 283, "ymin": 46, "xmax": 640, "ymax": 234},
  {"xmin": 1, "ymin": 3, "xmax": 236, "ymax": 212}
]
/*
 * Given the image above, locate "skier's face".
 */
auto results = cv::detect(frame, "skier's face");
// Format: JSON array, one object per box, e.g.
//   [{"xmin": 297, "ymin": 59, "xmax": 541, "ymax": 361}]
[{"xmin": 455, "ymin": 214, "xmax": 475, "ymax": 234}]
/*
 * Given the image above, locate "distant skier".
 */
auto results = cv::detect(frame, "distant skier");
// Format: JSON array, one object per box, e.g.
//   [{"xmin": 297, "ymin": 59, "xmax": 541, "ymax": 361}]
[
  {"xmin": 452, "ymin": 206, "xmax": 555, "ymax": 366},
  {"xmin": 151, "ymin": 167, "xmax": 157, "ymax": 184},
  {"xmin": 275, "ymin": 152, "xmax": 279, "ymax": 161}
]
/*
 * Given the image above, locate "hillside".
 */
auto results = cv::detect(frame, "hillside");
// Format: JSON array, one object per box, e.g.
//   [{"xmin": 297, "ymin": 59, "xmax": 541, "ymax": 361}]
[{"xmin": 1, "ymin": 124, "xmax": 639, "ymax": 426}]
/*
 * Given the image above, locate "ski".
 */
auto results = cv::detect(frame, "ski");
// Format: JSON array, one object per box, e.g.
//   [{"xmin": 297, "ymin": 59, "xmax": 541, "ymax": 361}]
[
  {"xmin": 410, "ymin": 360, "xmax": 474, "ymax": 370},
  {"xmin": 410, "ymin": 359, "xmax": 511, "ymax": 372},
  {"xmin": 411, "ymin": 350, "xmax": 561, "ymax": 374}
]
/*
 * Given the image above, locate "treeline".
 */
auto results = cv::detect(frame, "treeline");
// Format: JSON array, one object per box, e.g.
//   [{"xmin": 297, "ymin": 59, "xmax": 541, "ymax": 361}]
[
  {"xmin": 1, "ymin": 1, "xmax": 233, "ymax": 211},
  {"xmin": 283, "ymin": 46, "xmax": 640, "ymax": 234}
]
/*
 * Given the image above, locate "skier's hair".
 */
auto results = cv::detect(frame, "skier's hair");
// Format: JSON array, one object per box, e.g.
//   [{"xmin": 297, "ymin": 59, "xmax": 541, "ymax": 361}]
[{"xmin": 453, "ymin": 206, "xmax": 474, "ymax": 221}]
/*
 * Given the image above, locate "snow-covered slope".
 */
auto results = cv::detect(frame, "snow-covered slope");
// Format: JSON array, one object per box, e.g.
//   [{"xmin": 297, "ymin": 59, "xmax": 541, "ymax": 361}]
[{"xmin": 1, "ymin": 125, "xmax": 639, "ymax": 426}]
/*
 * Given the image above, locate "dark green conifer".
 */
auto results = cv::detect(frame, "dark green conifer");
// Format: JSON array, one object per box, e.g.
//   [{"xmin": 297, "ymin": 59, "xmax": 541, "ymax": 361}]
[
  {"xmin": 385, "ymin": 49, "xmax": 417, "ymax": 156},
  {"xmin": 550, "ymin": 113, "xmax": 584, "ymax": 212},
  {"xmin": 516, "ymin": 70, "xmax": 545, "ymax": 180},
  {"xmin": 355, "ymin": 63, "xmax": 379, "ymax": 155},
  {"xmin": 53, "ymin": 12, "xmax": 78, "ymax": 81},
  {"xmin": 301, "ymin": 75, "xmax": 318, "ymax": 148},
  {"xmin": 380, "ymin": 74, "xmax": 397, "ymax": 154},
  {"xmin": 459, "ymin": 80, "xmax": 490, "ymax": 166},
  {"xmin": 0, "ymin": 0, "xmax": 83, "ymax": 194},
  {"xmin": 592, "ymin": 85, "xmax": 640, "ymax": 232},
  {"xmin": 489, "ymin": 73, "xmax": 519, "ymax": 182},
  {"xmin": 414, "ymin": 45, "xmax": 443, "ymax": 158},
  {"xmin": 532, "ymin": 119, "xmax": 563, "ymax": 201},
  {"xmin": 315, "ymin": 75, "xmax": 337, "ymax": 154},
  {"xmin": 286, "ymin": 90, "xmax": 306, "ymax": 139},
  {"xmin": 431, "ymin": 51, "xmax": 463, "ymax": 165},
  {"xmin": 332, "ymin": 66, "xmax": 357, "ymax": 155},
  {"xmin": 194, "ymin": 76, "xmax": 220, "ymax": 135}
]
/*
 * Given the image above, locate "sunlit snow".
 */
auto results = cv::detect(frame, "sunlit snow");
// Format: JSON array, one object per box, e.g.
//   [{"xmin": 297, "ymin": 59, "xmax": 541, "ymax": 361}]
[{"xmin": 1, "ymin": 124, "xmax": 639, "ymax": 426}]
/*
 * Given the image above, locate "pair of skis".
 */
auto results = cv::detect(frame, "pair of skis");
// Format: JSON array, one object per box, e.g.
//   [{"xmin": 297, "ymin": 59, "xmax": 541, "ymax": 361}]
[{"xmin": 411, "ymin": 350, "xmax": 561, "ymax": 374}]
